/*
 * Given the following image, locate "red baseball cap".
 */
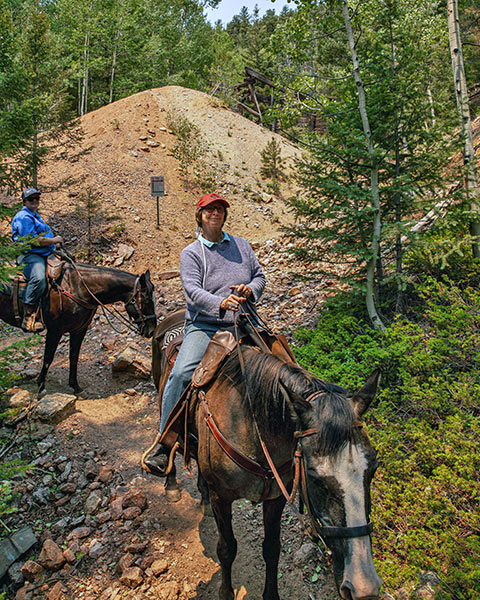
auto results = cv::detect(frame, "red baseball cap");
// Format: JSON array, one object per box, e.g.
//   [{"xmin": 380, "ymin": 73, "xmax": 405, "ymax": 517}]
[{"xmin": 196, "ymin": 193, "xmax": 230, "ymax": 210}]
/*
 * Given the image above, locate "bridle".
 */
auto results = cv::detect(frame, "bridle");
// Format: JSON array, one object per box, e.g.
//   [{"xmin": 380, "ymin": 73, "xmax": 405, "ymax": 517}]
[
  {"xmin": 291, "ymin": 398, "xmax": 374, "ymax": 541},
  {"xmin": 232, "ymin": 310, "xmax": 374, "ymax": 544},
  {"xmin": 124, "ymin": 276, "xmax": 156, "ymax": 334},
  {"xmin": 257, "ymin": 391, "xmax": 373, "ymax": 544}
]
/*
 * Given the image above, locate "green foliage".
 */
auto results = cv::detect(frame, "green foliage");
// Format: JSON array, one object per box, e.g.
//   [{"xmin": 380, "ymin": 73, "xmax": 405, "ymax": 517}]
[
  {"xmin": 0, "ymin": 459, "xmax": 29, "ymax": 521},
  {"xmin": 293, "ymin": 277, "xmax": 480, "ymax": 597},
  {"xmin": 260, "ymin": 137, "xmax": 286, "ymax": 195},
  {"xmin": 0, "ymin": 338, "xmax": 37, "ymax": 526},
  {"xmin": 274, "ymin": 0, "xmax": 456, "ymax": 324},
  {"xmin": 0, "ymin": 0, "xmax": 77, "ymax": 190},
  {"xmin": 208, "ymin": 24, "xmax": 246, "ymax": 108},
  {"xmin": 167, "ymin": 111, "xmax": 206, "ymax": 187},
  {"xmin": 74, "ymin": 187, "xmax": 106, "ymax": 261}
]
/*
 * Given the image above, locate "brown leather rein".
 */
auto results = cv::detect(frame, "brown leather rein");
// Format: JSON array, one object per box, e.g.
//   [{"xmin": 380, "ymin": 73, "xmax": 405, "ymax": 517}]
[
  {"xmin": 199, "ymin": 390, "xmax": 292, "ymax": 502},
  {"xmin": 229, "ymin": 309, "xmax": 373, "ymax": 543}
]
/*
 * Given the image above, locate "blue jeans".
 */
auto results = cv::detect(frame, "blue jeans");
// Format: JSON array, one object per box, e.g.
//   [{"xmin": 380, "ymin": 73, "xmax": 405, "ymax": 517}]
[
  {"xmin": 160, "ymin": 320, "xmax": 221, "ymax": 433},
  {"xmin": 21, "ymin": 254, "xmax": 48, "ymax": 306}
]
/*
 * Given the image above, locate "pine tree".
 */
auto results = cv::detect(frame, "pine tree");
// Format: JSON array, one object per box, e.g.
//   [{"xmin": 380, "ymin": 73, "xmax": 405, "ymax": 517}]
[{"xmin": 276, "ymin": 0, "xmax": 454, "ymax": 324}]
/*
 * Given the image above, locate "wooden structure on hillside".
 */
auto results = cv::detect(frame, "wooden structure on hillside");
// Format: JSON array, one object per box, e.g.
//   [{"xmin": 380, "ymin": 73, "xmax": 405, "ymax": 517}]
[
  {"xmin": 470, "ymin": 83, "xmax": 480, "ymax": 108},
  {"xmin": 236, "ymin": 66, "xmax": 323, "ymax": 133}
]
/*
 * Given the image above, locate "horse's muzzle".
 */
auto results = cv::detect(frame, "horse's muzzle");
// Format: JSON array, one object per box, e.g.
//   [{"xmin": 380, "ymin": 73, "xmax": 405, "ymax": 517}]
[{"xmin": 340, "ymin": 576, "xmax": 382, "ymax": 600}]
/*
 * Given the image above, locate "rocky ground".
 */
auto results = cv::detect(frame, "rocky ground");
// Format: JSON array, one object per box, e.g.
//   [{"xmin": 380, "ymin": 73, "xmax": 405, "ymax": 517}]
[{"xmin": 0, "ymin": 240, "xmax": 344, "ymax": 600}]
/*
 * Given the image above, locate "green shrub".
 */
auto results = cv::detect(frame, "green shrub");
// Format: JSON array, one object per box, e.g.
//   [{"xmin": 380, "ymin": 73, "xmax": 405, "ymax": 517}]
[{"xmin": 293, "ymin": 277, "xmax": 480, "ymax": 597}]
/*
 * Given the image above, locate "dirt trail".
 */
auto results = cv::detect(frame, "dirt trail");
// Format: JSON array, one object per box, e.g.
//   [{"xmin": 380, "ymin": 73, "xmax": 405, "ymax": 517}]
[{"xmin": 1, "ymin": 299, "xmax": 338, "ymax": 600}]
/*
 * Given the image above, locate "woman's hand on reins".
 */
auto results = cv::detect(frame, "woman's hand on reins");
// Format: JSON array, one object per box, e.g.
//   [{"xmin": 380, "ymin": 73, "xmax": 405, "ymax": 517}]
[
  {"xmin": 220, "ymin": 293, "xmax": 247, "ymax": 312},
  {"xmin": 230, "ymin": 284, "xmax": 252, "ymax": 299}
]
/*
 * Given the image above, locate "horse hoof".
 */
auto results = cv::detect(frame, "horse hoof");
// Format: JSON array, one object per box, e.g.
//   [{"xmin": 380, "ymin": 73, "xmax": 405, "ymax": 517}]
[
  {"xmin": 165, "ymin": 486, "xmax": 181, "ymax": 503},
  {"xmin": 38, "ymin": 388, "xmax": 47, "ymax": 399}
]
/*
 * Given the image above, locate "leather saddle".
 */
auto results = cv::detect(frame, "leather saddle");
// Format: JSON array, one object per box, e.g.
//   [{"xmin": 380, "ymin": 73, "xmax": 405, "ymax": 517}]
[
  {"xmin": 8, "ymin": 255, "xmax": 67, "ymax": 326},
  {"xmin": 158, "ymin": 313, "xmax": 297, "ymax": 459}
]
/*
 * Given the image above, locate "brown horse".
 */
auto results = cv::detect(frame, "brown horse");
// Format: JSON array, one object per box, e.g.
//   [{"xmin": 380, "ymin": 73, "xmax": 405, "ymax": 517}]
[
  {"xmin": 0, "ymin": 262, "xmax": 156, "ymax": 396},
  {"xmin": 152, "ymin": 327, "xmax": 382, "ymax": 600}
]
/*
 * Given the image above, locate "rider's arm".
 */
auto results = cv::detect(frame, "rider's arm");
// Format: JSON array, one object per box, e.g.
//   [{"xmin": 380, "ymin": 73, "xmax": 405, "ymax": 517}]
[
  {"xmin": 35, "ymin": 235, "xmax": 63, "ymax": 247},
  {"xmin": 181, "ymin": 244, "xmax": 225, "ymax": 317},
  {"xmin": 12, "ymin": 211, "xmax": 61, "ymax": 247},
  {"xmin": 242, "ymin": 240, "xmax": 266, "ymax": 302}
]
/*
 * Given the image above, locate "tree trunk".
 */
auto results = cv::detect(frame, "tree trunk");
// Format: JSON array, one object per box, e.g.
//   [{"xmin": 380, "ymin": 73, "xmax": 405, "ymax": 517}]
[
  {"xmin": 389, "ymin": 17, "xmax": 404, "ymax": 315},
  {"xmin": 109, "ymin": 43, "xmax": 117, "ymax": 104},
  {"xmin": 80, "ymin": 30, "xmax": 90, "ymax": 116},
  {"xmin": 342, "ymin": 0, "xmax": 385, "ymax": 331},
  {"xmin": 427, "ymin": 86, "xmax": 436, "ymax": 129},
  {"xmin": 447, "ymin": 0, "xmax": 480, "ymax": 258}
]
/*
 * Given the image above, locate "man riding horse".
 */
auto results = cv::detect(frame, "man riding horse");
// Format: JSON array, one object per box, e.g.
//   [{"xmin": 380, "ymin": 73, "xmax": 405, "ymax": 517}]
[{"xmin": 11, "ymin": 188, "xmax": 64, "ymax": 333}]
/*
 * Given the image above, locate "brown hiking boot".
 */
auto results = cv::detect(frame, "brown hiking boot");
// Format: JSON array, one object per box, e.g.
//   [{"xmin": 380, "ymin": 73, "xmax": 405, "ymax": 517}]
[
  {"xmin": 143, "ymin": 444, "xmax": 169, "ymax": 477},
  {"xmin": 21, "ymin": 307, "xmax": 44, "ymax": 333}
]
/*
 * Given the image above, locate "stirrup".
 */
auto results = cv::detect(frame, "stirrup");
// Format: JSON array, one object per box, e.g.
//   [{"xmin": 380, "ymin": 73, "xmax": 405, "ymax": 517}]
[
  {"xmin": 143, "ymin": 445, "xmax": 169, "ymax": 477},
  {"xmin": 141, "ymin": 438, "xmax": 180, "ymax": 477},
  {"xmin": 22, "ymin": 312, "xmax": 44, "ymax": 333}
]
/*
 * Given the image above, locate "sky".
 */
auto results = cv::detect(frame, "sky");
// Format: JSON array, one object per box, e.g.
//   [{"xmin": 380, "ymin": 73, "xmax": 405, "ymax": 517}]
[{"xmin": 205, "ymin": 0, "xmax": 290, "ymax": 26}]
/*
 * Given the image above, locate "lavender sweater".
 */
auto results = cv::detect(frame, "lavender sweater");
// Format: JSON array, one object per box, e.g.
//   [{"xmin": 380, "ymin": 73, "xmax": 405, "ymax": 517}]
[{"xmin": 181, "ymin": 234, "xmax": 265, "ymax": 326}]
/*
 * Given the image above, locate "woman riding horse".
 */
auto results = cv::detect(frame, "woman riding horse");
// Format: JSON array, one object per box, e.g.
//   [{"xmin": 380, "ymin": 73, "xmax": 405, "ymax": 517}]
[
  {"xmin": 11, "ymin": 188, "xmax": 64, "ymax": 333},
  {"xmin": 145, "ymin": 192, "xmax": 266, "ymax": 475}
]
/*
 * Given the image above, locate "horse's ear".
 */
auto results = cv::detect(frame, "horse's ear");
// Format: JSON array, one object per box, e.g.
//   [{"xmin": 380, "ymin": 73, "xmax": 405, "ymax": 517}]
[
  {"xmin": 140, "ymin": 270, "xmax": 151, "ymax": 285},
  {"xmin": 350, "ymin": 368, "xmax": 381, "ymax": 418},
  {"xmin": 279, "ymin": 383, "xmax": 311, "ymax": 419}
]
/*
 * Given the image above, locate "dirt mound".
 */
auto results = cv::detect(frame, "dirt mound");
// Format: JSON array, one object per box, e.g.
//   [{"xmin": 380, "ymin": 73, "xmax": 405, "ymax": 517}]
[{"xmin": 35, "ymin": 86, "xmax": 302, "ymax": 280}]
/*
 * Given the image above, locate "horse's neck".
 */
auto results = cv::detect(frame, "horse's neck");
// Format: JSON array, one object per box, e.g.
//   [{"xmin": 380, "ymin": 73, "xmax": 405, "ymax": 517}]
[{"xmin": 72, "ymin": 266, "xmax": 134, "ymax": 305}]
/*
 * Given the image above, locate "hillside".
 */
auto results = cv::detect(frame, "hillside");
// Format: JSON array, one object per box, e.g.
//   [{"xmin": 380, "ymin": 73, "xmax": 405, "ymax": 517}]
[{"xmin": 33, "ymin": 86, "xmax": 302, "ymax": 278}]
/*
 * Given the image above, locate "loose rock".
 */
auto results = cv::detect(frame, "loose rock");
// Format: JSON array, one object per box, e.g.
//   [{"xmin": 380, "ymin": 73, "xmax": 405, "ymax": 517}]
[
  {"xmin": 20, "ymin": 560, "xmax": 44, "ymax": 582},
  {"xmin": 119, "ymin": 566, "xmax": 144, "ymax": 588},
  {"xmin": 38, "ymin": 539, "xmax": 65, "ymax": 571}
]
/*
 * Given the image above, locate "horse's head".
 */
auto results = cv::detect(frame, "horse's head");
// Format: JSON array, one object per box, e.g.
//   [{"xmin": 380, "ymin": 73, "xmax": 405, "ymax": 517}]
[
  {"xmin": 291, "ymin": 369, "xmax": 382, "ymax": 600},
  {"xmin": 125, "ymin": 270, "xmax": 157, "ymax": 338}
]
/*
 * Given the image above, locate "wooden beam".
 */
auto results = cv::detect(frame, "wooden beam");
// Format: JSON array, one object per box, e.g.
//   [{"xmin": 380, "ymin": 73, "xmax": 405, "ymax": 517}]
[
  {"xmin": 248, "ymin": 82, "xmax": 262, "ymax": 123},
  {"xmin": 245, "ymin": 66, "xmax": 274, "ymax": 88},
  {"xmin": 238, "ymin": 102, "xmax": 261, "ymax": 118}
]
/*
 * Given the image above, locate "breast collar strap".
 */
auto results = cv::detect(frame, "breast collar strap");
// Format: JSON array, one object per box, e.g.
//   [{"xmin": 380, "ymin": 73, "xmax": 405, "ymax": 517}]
[{"xmin": 200, "ymin": 393, "xmax": 291, "ymax": 501}]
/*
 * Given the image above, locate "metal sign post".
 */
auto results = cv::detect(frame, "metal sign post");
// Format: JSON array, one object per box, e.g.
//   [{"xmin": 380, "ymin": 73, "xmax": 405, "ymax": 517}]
[{"xmin": 150, "ymin": 176, "xmax": 165, "ymax": 228}]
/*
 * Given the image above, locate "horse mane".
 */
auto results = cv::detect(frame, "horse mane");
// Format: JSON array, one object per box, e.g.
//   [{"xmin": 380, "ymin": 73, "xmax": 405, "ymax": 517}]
[
  {"xmin": 69, "ymin": 263, "xmax": 136, "ymax": 279},
  {"xmin": 220, "ymin": 346, "xmax": 358, "ymax": 456}
]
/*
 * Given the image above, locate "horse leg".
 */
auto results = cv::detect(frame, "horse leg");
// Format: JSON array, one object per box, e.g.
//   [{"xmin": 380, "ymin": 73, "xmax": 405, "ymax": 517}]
[
  {"xmin": 165, "ymin": 463, "xmax": 181, "ymax": 503},
  {"xmin": 262, "ymin": 495, "xmax": 287, "ymax": 600},
  {"xmin": 197, "ymin": 471, "xmax": 212, "ymax": 516},
  {"xmin": 68, "ymin": 329, "xmax": 88, "ymax": 394},
  {"xmin": 210, "ymin": 490, "xmax": 237, "ymax": 600},
  {"xmin": 37, "ymin": 327, "xmax": 63, "ymax": 397}
]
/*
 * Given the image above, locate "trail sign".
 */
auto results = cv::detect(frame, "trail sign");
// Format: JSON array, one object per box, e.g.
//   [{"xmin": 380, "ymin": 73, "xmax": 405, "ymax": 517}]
[
  {"xmin": 151, "ymin": 176, "xmax": 165, "ymax": 197},
  {"xmin": 150, "ymin": 176, "xmax": 165, "ymax": 228}
]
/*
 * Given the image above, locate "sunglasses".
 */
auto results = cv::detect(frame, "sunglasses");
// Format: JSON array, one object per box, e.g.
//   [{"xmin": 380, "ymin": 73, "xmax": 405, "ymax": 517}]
[{"xmin": 203, "ymin": 205, "xmax": 225, "ymax": 213}]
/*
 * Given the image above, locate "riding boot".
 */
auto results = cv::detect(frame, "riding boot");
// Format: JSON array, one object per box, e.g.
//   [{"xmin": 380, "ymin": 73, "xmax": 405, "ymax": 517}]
[
  {"xmin": 144, "ymin": 442, "xmax": 169, "ymax": 477},
  {"xmin": 21, "ymin": 304, "xmax": 44, "ymax": 333}
]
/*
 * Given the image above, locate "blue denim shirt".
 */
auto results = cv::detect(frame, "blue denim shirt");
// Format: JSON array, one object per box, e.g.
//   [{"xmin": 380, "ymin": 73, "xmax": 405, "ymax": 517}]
[{"xmin": 11, "ymin": 207, "xmax": 55, "ymax": 256}]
